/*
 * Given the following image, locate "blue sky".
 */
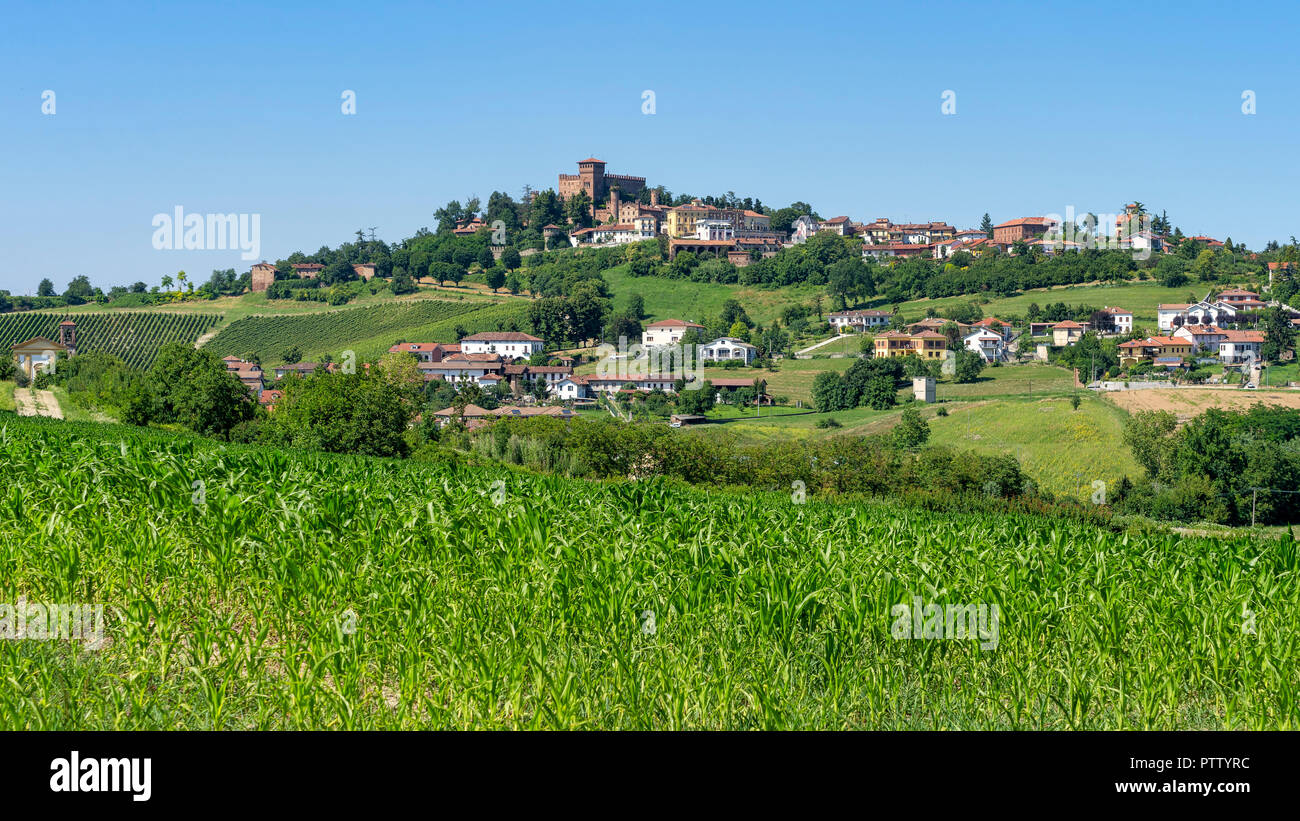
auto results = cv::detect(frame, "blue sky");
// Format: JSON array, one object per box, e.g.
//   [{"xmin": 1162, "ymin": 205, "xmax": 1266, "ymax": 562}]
[{"xmin": 2, "ymin": 0, "xmax": 1297, "ymax": 294}]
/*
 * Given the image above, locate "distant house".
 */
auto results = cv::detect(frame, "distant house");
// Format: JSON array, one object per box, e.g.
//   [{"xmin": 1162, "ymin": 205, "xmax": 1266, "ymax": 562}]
[
  {"xmin": 963, "ymin": 330, "xmax": 1007, "ymax": 362},
  {"xmin": 387, "ymin": 342, "xmax": 449, "ymax": 363},
  {"xmin": 459, "ymin": 332, "xmax": 544, "ymax": 359},
  {"xmin": 969, "ymin": 317, "xmax": 1012, "ymax": 339},
  {"xmin": 642, "ymin": 319, "xmax": 707, "ymax": 347},
  {"xmin": 353, "ymin": 263, "xmax": 377, "ymax": 281},
  {"xmin": 1219, "ymin": 330, "xmax": 1265, "ymax": 364},
  {"xmin": 699, "ymin": 337, "xmax": 758, "ymax": 365},
  {"xmin": 222, "ymin": 356, "xmax": 265, "ymax": 394},
  {"xmin": 273, "ymin": 362, "xmax": 322, "ymax": 379},
  {"xmin": 291, "ymin": 263, "xmax": 324, "ymax": 279},
  {"xmin": 258, "ymin": 389, "xmax": 283, "ymax": 411},
  {"xmin": 1117, "ymin": 336, "xmax": 1193, "ymax": 366},
  {"xmin": 1097, "ymin": 307, "xmax": 1133, "ymax": 334},
  {"xmin": 1171, "ymin": 324, "xmax": 1227, "ymax": 352},
  {"xmin": 788, "ymin": 215, "xmax": 819, "ymax": 244},
  {"xmin": 829, "ymin": 309, "xmax": 892, "ymax": 331},
  {"xmin": 1158, "ymin": 294, "xmax": 1246, "ymax": 331},
  {"xmin": 250, "ymin": 262, "xmax": 277, "ymax": 292},
  {"xmin": 1051, "ymin": 320, "xmax": 1087, "ymax": 347},
  {"xmin": 993, "ymin": 217, "xmax": 1055, "ymax": 244},
  {"xmin": 873, "ymin": 330, "xmax": 948, "ymax": 360}
]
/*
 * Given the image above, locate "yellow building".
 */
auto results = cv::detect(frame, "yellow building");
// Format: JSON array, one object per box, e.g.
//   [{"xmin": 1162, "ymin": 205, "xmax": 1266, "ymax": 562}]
[{"xmin": 872, "ymin": 330, "xmax": 948, "ymax": 360}]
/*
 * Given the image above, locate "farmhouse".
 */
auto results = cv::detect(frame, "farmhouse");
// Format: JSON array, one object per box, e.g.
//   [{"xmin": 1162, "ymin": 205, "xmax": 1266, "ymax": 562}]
[
  {"xmin": 222, "ymin": 356, "xmax": 265, "ymax": 394},
  {"xmin": 387, "ymin": 342, "xmax": 451, "ymax": 363},
  {"xmin": 1051, "ymin": 320, "xmax": 1087, "ymax": 347},
  {"xmin": 1171, "ymin": 324, "xmax": 1227, "ymax": 352},
  {"xmin": 459, "ymin": 332, "xmax": 544, "ymax": 358},
  {"xmin": 642, "ymin": 319, "xmax": 706, "ymax": 347},
  {"xmin": 1117, "ymin": 336, "xmax": 1193, "ymax": 367},
  {"xmin": 828, "ymin": 309, "xmax": 892, "ymax": 331},
  {"xmin": 963, "ymin": 330, "xmax": 1007, "ymax": 362},
  {"xmin": 1097, "ymin": 307, "xmax": 1133, "ymax": 334},
  {"xmin": 699, "ymin": 337, "xmax": 758, "ymax": 364}
]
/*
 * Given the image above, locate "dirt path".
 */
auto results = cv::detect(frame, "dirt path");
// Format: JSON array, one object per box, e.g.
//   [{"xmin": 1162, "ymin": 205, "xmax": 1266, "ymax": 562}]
[{"xmin": 14, "ymin": 388, "xmax": 64, "ymax": 420}]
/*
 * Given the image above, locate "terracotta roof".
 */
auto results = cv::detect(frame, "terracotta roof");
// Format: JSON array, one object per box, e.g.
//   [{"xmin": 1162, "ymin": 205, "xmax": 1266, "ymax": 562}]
[{"xmin": 1052, "ymin": 320, "xmax": 1085, "ymax": 329}]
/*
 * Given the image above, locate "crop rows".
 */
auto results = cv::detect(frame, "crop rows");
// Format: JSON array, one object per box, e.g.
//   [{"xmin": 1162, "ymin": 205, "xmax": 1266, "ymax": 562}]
[
  {"xmin": 0, "ymin": 415, "xmax": 1295, "ymax": 730},
  {"xmin": 0, "ymin": 312, "xmax": 222, "ymax": 371},
  {"xmin": 205, "ymin": 300, "xmax": 527, "ymax": 364}
]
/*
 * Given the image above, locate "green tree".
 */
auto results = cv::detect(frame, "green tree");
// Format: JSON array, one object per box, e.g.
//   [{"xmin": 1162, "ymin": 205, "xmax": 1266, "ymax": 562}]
[
  {"xmin": 37, "ymin": 278, "xmax": 56, "ymax": 297},
  {"xmin": 485, "ymin": 267, "xmax": 506, "ymax": 293},
  {"xmin": 266, "ymin": 372, "xmax": 412, "ymax": 458},
  {"xmin": 954, "ymin": 350, "xmax": 985, "ymax": 383},
  {"xmin": 893, "ymin": 407, "xmax": 930, "ymax": 449},
  {"xmin": 146, "ymin": 343, "xmax": 253, "ymax": 437}
]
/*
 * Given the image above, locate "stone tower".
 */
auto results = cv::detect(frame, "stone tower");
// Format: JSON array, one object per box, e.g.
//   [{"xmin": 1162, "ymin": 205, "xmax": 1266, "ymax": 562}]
[{"xmin": 58, "ymin": 320, "xmax": 77, "ymax": 355}]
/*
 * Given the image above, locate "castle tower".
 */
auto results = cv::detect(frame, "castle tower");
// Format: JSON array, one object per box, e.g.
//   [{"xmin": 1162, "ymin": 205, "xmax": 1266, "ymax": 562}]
[
  {"xmin": 578, "ymin": 157, "xmax": 606, "ymax": 199},
  {"xmin": 610, "ymin": 187, "xmax": 620, "ymax": 223},
  {"xmin": 650, "ymin": 188, "xmax": 660, "ymax": 207},
  {"xmin": 58, "ymin": 320, "xmax": 77, "ymax": 355}
]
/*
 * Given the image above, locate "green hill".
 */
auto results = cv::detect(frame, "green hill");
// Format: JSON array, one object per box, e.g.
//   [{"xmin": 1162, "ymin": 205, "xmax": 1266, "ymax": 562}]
[
  {"xmin": 203, "ymin": 299, "xmax": 529, "ymax": 365},
  {"xmin": 0, "ymin": 311, "xmax": 222, "ymax": 370}
]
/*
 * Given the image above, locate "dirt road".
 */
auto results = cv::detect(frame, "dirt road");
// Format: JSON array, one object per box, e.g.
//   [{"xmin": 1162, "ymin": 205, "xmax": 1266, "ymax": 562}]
[{"xmin": 14, "ymin": 388, "xmax": 64, "ymax": 420}]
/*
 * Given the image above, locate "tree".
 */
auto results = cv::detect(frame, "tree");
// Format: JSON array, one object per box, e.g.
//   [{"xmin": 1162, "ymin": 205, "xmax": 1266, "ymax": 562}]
[
  {"xmin": 626, "ymin": 293, "xmax": 647, "ymax": 319},
  {"xmin": 860, "ymin": 375, "xmax": 898, "ymax": 410},
  {"xmin": 485, "ymin": 267, "xmax": 506, "ymax": 293},
  {"xmin": 282, "ymin": 345, "xmax": 303, "ymax": 364},
  {"xmin": 954, "ymin": 349, "xmax": 986, "ymax": 383},
  {"xmin": 505, "ymin": 272, "xmax": 522, "ymax": 295},
  {"xmin": 265, "ymin": 372, "xmax": 412, "ymax": 458},
  {"xmin": 476, "ymin": 246, "xmax": 495, "ymax": 271},
  {"xmin": 63, "ymin": 275, "xmax": 94, "ymax": 304},
  {"xmin": 980, "ymin": 213, "xmax": 994, "ymax": 238},
  {"xmin": 1260, "ymin": 306, "xmax": 1295, "ymax": 362},
  {"xmin": 893, "ymin": 407, "xmax": 930, "ymax": 449},
  {"xmin": 501, "ymin": 247, "xmax": 522, "ymax": 271},
  {"xmin": 146, "ymin": 343, "xmax": 253, "ymax": 437},
  {"xmin": 37, "ymin": 278, "xmax": 56, "ymax": 297}
]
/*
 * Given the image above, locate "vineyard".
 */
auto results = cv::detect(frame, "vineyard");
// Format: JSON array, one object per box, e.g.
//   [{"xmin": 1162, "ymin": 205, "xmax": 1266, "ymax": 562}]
[
  {"xmin": 0, "ymin": 415, "xmax": 1295, "ymax": 730},
  {"xmin": 204, "ymin": 300, "xmax": 529, "ymax": 364},
  {"xmin": 0, "ymin": 312, "xmax": 222, "ymax": 371}
]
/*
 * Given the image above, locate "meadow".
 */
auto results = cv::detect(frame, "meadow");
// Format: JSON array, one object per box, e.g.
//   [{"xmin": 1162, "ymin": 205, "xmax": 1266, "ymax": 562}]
[
  {"xmin": 602, "ymin": 264, "xmax": 824, "ymax": 326},
  {"xmin": 0, "ymin": 415, "xmax": 1294, "ymax": 729}
]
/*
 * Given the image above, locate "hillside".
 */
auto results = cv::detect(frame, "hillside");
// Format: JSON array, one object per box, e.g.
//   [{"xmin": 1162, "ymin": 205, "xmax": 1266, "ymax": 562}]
[
  {"xmin": 0, "ymin": 414, "xmax": 1293, "ymax": 729},
  {"xmin": 0, "ymin": 311, "xmax": 222, "ymax": 370},
  {"xmin": 203, "ymin": 298, "xmax": 529, "ymax": 365}
]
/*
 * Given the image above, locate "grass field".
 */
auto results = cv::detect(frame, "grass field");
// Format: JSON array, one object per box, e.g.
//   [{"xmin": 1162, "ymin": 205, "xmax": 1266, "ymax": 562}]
[
  {"xmin": 602, "ymin": 264, "xmax": 823, "ymax": 326},
  {"xmin": 0, "ymin": 381, "xmax": 14, "ymax": 414},
  {"xmin": 1, "ymin": 414, "xmax": 1295, "ymax": 729},
  {"xmin": 204, "ymin": 299, "xmax": 529, "ymax": 365},
  {"xmin": 700, "ymin": 359, "xmax": 853, "ymax": 405},
  {"xmin": 892, "ymin": 280, "xmax": 1216, "ymax": 330}
]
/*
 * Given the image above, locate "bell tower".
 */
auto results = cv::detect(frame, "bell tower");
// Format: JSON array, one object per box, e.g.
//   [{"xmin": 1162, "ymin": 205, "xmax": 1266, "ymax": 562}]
[{"xmin": 58, "ymin": 320, "xmax": 77, "ymax": 355}]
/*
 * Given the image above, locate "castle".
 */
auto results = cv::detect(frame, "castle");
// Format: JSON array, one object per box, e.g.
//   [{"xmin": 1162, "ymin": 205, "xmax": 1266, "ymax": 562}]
[{"xmin": 558, "ymin": 158, "xmax": 651, "ymax": 222}]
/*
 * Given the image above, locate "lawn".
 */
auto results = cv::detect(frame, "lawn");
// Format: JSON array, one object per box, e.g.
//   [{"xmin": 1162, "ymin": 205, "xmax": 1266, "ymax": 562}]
[
  {"xmin": 0, "ymin": 381, "xmax": 14, "ymax": 414},
  {"xmin": 929, "ymin": 363, "xmax": 1077, "ymax": 400}
]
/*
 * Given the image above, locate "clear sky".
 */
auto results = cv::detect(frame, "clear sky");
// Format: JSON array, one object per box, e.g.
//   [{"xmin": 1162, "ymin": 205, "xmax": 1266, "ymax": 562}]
[{"xmin": 2, "ymin": 0, "xmax": 1297, "ymax": 295}]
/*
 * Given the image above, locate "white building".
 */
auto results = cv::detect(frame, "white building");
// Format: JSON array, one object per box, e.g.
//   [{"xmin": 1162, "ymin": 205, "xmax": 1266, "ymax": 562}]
[
  {"xmin": 695, "ymin": 219, "xmax": 735, "ymax": 242},
  {"xmin": 828, "ymin": 309, "xmax": 892, "ymax": 331},
  {"xmin": 1172, "ymin": 324, "xmax": 1226, "ymax": 352},
  {"xmin": 699, "ymin": 337, "xmax": 758, "ymax": 364},
  {"xmin": 1218, "ymin": 330, "xmax": 1264, "ymax": 364},
  {"xmin": 1158, "ymin": 298, "xmax": 1238, "ymax": 331},
  {"xmin": 1099, "ymin": 307, "xmax": 1133, "ymax": 334},
  {"xmin": 788, "ymin": 215, "xmax": 819, "ymax": 245},
  {"xmin": 459, "ymin": 332, "xmax": 544, "ymax": 358},
  {"xmin": 642, "ymin": 319, "xmax": 707, "ymax": 347},
  {"xmin": 963, "ymin": 330, "xmax": 1006, "ymax": 362}
]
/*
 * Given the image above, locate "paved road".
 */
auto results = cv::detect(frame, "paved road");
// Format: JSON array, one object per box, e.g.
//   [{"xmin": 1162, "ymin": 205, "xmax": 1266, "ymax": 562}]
[{"xmin": 14, "ymin": 388, "xmax": 64, "ymax": 419}]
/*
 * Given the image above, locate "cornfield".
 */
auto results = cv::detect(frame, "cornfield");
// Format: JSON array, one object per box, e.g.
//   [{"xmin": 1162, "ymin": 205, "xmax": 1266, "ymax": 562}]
[
  {"xmin": 0, "ymin": 312, "xmax": 222, "ymax": 370},
  {"xmin": 0, "ymin": 415, "xmax": 1295, "ymax": 729}
]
